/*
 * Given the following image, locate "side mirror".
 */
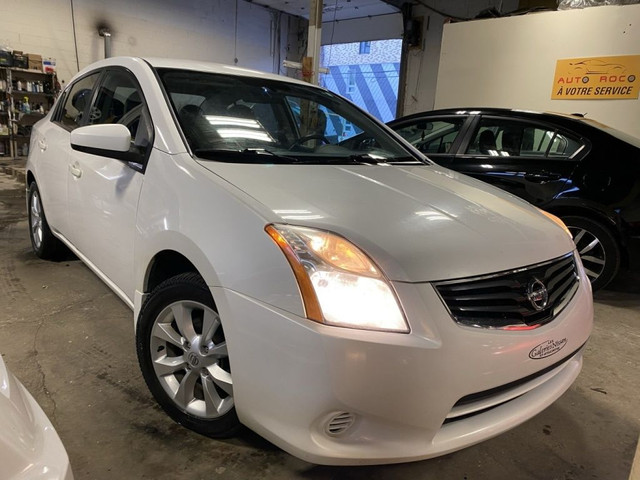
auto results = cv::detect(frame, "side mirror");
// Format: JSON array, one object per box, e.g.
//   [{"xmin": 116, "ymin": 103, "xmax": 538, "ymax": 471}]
[{"xmin": 70, "ymin": 124, "xmax": 131, "ymax": 157}]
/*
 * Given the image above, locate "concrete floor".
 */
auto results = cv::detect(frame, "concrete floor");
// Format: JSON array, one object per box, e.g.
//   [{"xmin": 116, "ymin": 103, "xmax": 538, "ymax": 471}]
[{"xmin": 0, "ymin": 169, "xmax": 638, "ymax": 480}]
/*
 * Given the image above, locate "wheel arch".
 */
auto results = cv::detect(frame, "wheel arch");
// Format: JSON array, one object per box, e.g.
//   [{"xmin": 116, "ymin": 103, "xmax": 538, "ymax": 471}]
[
  {"xmin": 26, "ymin": 170, "xmax": 35, "ymax": 186},
  {"xmin": 145, "ymin": 249, "xmax": 201, "ymax": 293},
  {"xmin": 134, "ymin": 229, "xmax": 225, "ymax": 326},
  {"xmin": 544, "ymin": 203, "xmax": 619, "ymax": 233},
  {"xmin": 544, "ymin": 203, "xmax": 628, "ymax": 267}
]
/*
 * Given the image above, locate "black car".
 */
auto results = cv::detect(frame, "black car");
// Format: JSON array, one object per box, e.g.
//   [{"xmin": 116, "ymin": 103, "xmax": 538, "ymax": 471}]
[{"xmin": 388, "ymin": 108, "xmax": 640, "ymax": 290}]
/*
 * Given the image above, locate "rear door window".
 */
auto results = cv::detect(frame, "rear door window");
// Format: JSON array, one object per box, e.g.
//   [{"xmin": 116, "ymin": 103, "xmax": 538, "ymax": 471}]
[{"xmin": 466, "ymin": 118, "xmax": 583, "ymax": 159}]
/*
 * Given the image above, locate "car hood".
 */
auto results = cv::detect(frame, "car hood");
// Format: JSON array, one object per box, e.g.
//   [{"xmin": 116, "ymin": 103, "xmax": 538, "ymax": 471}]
[{"xmin": 198, "ymin": 161, "xmax": 575, "ymax": 282}]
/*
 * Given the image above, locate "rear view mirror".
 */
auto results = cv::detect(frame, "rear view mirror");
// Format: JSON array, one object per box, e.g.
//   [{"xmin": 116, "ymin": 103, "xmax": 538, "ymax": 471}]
[{"xmin": 416, "ymin": 121, "xmax": 433, "ymax": 131}]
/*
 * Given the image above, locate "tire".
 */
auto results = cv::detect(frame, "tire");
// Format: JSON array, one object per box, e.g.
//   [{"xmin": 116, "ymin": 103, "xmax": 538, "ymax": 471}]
[
  {"xmin": 561, "ymin": 215, "xmax": 620, "ymax": 291},
  {"xmin": 136, "ymin": 272, "xmax": 240, "ymax": 438},
  {"xmin": 28, "ymin": 182, "xmax": 65, "ymax": 259}
]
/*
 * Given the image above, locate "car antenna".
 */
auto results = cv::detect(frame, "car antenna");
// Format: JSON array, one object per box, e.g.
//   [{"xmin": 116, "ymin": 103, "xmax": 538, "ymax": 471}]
[{"xmin": 571, "ymin": 112, "xmax": 586, "ymax": 118}]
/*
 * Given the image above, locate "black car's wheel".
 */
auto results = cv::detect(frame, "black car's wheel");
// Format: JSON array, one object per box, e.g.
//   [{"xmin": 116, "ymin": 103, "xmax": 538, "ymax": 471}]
[
  {"xmin": 28, "ymin": 182, "xmax": 65, "ymax": 259},
  {"xmin": 561, "ymin": 215, "xmax": 620, "ymax": 291},
  {"xmin": 136, "ymin": 272, "xmax": 240, "ymax": 438}
]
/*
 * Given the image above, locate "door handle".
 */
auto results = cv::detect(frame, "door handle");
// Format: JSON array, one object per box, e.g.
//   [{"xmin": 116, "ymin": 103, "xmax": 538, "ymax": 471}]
[
  {"xmin": 69, "ymin": 164, "xmax": 82, "ymax": 178},
  {"xmin": 38, "ymin": 139, "xmax": 47, "ymax": 151},
  {"xmin": 524, "ymin": 172, "xmax": 561, "ymax": 183}
]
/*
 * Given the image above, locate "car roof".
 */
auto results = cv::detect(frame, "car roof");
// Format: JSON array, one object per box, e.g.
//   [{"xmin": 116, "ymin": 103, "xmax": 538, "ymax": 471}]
[
  {"xmin": 74, "ymin": 56, "xmax": 317, "ymax": 89},
  {"xmin": 389, "ymin": 107, "xmax": 595, "ymax": 127},
  {"xmin": 144, "ymin": 57, "xmax": 315, "ymax": 87},
  {"xmin": 389, "ymin": 107, "xmax": 640, "ymax": 147}
]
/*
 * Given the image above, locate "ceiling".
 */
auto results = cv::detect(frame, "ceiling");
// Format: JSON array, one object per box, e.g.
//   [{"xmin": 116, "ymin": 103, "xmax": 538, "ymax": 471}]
[{"xmin": 249, "ymin": 0, "xmax": 400, "ymax": 21}]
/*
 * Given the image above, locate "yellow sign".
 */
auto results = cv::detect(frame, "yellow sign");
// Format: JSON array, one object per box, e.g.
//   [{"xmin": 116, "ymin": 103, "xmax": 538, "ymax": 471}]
[{"xmin": 551, "ymin": 55, "xmax": 640, "ymax": 100}]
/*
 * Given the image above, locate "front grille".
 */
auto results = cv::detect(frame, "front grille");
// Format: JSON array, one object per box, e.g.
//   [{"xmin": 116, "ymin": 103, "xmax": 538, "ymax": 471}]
[{"xmin": 435, "ymin": 253, "xmax": 579, "ymax": 329}]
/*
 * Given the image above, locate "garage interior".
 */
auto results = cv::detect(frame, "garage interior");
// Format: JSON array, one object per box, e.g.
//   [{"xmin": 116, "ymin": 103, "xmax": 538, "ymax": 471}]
[{"xmin": 0, "ymin": 0, "xmax": 639, "ymax": 478}]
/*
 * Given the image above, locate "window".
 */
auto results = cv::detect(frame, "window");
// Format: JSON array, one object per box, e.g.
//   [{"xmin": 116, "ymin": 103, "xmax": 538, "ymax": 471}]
[
  {"xmin": 89, "ymin": 70, "xmax": 153, "ymax": 158},
  {"xmin": 395, "ymin": 119, "xmax": 464, "ymax": 154},
  {"xmin": 466, "ymin": 118, "xmax": 582, "ymax": 158},
  {"xmin": 58, "ymin": 72, "xmax": 100, "ymax": 130},
  {"xmin": 359, "ymin": 41, "xmax": 371, "ymax": 54},
  {"xmin": 158, "ymin": 69, "xmax": 413, "ymax": 163},
  {"xmin": 347, "ymin": 69, "xmax": 356, "ymax": 94},
  {"xmin": 90, "ymin": 71, "xmax": 141, "ymax": 127},
  {"xmin": 286, "ymin": 99, "xmax": 358, "ymax": 143},
  {"xmin": 548, "ymin": 133, "xmax": 582, "ymax": 157}
]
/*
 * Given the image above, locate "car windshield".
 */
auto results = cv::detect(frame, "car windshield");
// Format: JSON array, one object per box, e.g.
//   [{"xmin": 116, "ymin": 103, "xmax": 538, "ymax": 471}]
[{"xmin": 157, "ymin": 68, "xmax": 423, "ymax": 165}]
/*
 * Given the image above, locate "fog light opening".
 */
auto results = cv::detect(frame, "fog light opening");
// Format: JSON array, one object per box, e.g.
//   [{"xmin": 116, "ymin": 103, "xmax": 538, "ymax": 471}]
[{"xmin": 325, "ymin": 412, "xmax": 356, "ymax": 437}]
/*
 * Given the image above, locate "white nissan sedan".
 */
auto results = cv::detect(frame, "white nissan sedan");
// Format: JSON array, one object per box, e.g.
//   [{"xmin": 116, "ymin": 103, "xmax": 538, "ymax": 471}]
[{"xmin": 26, "ymin": 57, "xmax": 593, "ymax": 465}]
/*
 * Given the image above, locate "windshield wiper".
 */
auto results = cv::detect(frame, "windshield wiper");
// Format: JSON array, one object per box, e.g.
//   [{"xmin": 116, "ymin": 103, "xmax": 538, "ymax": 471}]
[
  {"xmin": 194, "ymin": 148, "xmax": 301, "ymax": 164},
  {"xmin": 346, "ymin": 154, "xmax": 427, "ymax": 165},
  {"xmin": 241, "ymin": 148, "xmax": 304, "ymax": 163},
  {"xmin": 347, "ymin": 154, "xmax": 384, "ymax": 165}
]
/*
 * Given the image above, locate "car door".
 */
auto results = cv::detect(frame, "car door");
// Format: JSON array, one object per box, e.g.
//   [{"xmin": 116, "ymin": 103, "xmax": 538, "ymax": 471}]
[
  {"xmin": 34, "ymin": 71, "xmax": 101, "ymax": 237},
  {"xmin": 66, "ymin": 67, "xmax": 153, "ymax": 301},
  {"xmin": 453, "ymin": 115, "xmax": 585, "ymax": 206},
  {"xmin": 391, "ymin": 115, "xmax": 470, "ymax": 166}
]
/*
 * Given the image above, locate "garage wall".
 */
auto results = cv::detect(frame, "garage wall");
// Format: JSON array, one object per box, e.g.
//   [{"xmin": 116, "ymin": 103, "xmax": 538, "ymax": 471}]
[
  {"xmin": 0, "ymin": 0, "xmax": 303, "ymax": 86},
  {"xmin": 400, "ymin": 0, "xmax": 519, "ymax": 116},
  {"xmin": 320, "ymin": 13, "xmax": 403, "ymax": 45},
  {"xmin": 434, "ymin": 4, "xmax": 640, "ymax": 137}
]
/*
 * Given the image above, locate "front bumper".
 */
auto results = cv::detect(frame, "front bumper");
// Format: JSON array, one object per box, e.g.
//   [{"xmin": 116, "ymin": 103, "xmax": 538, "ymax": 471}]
[{"xmin": 212, "ymin": 262, "xmax": 593, "ymax": 466}]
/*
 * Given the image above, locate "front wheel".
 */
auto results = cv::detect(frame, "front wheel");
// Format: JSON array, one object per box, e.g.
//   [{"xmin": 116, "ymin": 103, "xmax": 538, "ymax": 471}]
[
  {"xmin": 561, "ymin": 215, "xmax": 620, "ymax": 291},
  {"xmin": 136, "ymin": 273, "xmax": 240, "ymax": 437}
]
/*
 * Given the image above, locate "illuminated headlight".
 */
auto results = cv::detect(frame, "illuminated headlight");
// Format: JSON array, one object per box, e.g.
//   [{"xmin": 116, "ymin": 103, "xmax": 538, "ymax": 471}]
[{"xmin": 266, "ymin": 224, "xmax": 409, "ymax": 333}]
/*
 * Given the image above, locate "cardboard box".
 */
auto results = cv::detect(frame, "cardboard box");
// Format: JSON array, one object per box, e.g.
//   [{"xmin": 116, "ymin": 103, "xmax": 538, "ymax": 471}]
[{"xmin": 27, "ymin": 53, "xmax": 43, "ymax": 71}]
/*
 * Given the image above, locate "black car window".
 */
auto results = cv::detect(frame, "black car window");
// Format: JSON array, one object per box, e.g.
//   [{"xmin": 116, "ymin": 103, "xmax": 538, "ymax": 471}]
[
  {"xmin": 88, "ymin": 69, "xmax": 153, "ymax": 158},
  {"xmin": 548, "ymin": 132, "xmax": 582, "ymax": 158},
  {"xmin": 467, "ymin": 118, "xmax": 582, "ymax": 159},
  {"xmin": 394, "ymin": 118, "xmax": 464, "ymax": 154},
  {"xmin": 58, "ymin": 72, "xmax": 101, "ymax": 130}
]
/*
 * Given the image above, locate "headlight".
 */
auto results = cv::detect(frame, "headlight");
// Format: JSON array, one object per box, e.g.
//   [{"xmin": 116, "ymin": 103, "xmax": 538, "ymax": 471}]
[
  {"xmin": 266, "ymin": 224, "xmax": 409, "ymax": 333},
  {"xmin": 539, "ymin": 209, "xmax": 572, "ymax": 239}
]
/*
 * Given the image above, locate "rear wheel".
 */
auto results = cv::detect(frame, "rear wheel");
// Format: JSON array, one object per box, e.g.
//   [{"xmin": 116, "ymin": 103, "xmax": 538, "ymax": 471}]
[
  {"xmin": 28, "ymin": 182, "xmax": 65, "ymax": 259},
  {"xmin": 561, "ymin": 215, "xmax": 620, "ymax": 291},
  {"xmin": 136, "ymin": 273, "xmax": 240, "ymax": 437}
]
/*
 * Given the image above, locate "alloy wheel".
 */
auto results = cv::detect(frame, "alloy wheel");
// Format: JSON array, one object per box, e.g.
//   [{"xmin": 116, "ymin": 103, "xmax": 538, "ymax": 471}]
[
  {"xmin": 569, "ymin": 226, "xmax": 606, "ymax": 283},
  {"xmin": 30, "ymin": 190, "xmax": 44, "ymax": 251},
  {"xmin": 150, "ymin": 300, "xmax": 233, "ymax": 419}
]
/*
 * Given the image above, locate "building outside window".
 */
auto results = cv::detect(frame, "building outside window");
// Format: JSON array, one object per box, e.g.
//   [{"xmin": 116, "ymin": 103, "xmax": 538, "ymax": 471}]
[
  {"xmin": 320, "ymin": 39, "xmax": 402, "ymax": 124},
  {"xmin": 359, "ymin": 41, "xmax": 371, "ymax": 55}
]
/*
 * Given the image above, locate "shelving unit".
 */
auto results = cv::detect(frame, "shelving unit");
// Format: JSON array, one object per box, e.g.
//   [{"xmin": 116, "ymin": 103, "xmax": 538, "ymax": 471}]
[
  {"xmin": 0, "ymin": 66, "xmax": 59, "ymax": 159},
  {"xmin": 0, "ymin": 68, "xmax": 10, "ymax": 157}
]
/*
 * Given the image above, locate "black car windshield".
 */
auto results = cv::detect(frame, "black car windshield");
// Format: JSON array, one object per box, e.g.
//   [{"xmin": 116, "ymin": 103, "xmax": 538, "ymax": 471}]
[{"xmin": 157, "ymin": 68, "xmax": 423, "ymax": 164}]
